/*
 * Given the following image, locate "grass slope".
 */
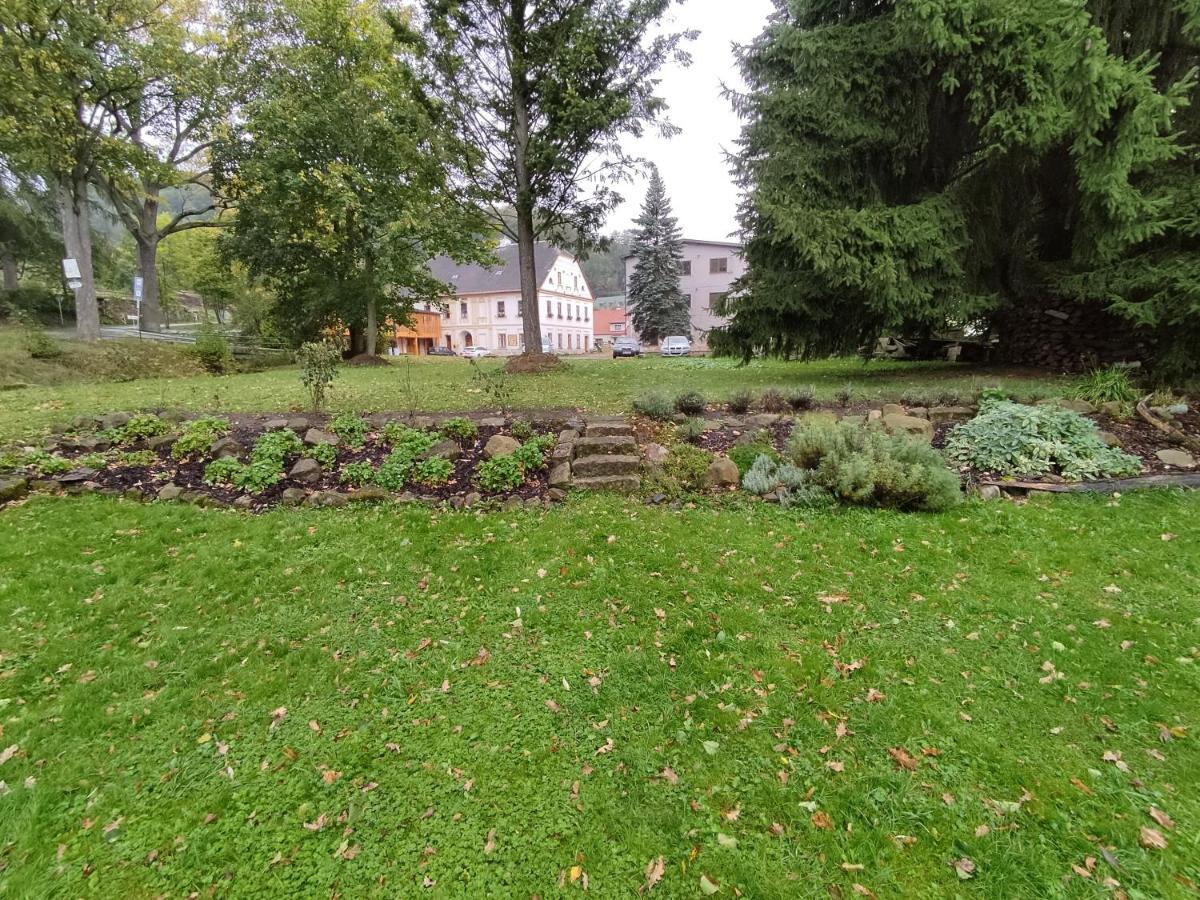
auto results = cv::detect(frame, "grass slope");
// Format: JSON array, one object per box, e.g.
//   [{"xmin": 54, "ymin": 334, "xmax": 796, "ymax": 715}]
[
  {"xmin": 1, "ymin": 492, "xmax": 1197, "ymax": 897},
  {"xmin": 0, "ymin": 348, "xmax": 1075, "ymax": 443}
]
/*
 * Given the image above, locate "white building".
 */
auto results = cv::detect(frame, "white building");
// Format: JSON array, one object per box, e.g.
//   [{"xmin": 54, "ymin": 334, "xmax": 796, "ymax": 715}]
[
  {"xmin": 624, "ymin": 239, "xmax": 745, "ymax": 351},
  {"xmin": 428, "ymin": 243, "xmax": 595, "ymax": 354}
]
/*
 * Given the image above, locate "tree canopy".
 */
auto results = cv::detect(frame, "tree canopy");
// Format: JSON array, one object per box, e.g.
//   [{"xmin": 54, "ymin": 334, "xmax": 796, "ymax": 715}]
[
  {"xmin": 627, "ymin": 168, "xmax": 689, "ymax": 343},
  {"xmin": 213, "ymin": 0, "xmax": 486, "ymax": 354},
  {"xmin": 714, "ymin": 0, "xmax": 1200, "ymax": 378}
]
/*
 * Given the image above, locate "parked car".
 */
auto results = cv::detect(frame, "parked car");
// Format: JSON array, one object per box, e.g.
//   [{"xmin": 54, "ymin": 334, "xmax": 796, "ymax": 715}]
[
  {"xmin": 460, "ymin": 346, "xmax": 490, "ymax": 359},
  {"xmin": 660, "ymin": 336, "xmax": 691, "ymax": 357},
  {"xmin": 612, "ymin": 336, "xmax": 641, "ymax": 358},
  {"xmin": 427, "ymin": 346, "xmax": 456, "ymax": 356}
]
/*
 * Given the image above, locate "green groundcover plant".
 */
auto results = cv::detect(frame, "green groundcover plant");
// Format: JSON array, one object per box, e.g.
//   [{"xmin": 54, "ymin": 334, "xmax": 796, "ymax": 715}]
[
  {"xmin": 745, "ymin": 421, "xmax": 962, "ymax": 511},
  {"xmin": 945, "ymin": 401, "xmax": 1142, "ymax": 481}
]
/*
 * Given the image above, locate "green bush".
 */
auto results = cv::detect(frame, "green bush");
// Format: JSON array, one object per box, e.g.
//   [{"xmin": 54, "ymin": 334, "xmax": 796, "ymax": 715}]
[
  {"xmin": 329, "ymin": 413, "xmax": 368, "ymax": 448},
  {"xmin": 296, "ymin": 341, "xmax": 341, "ymax": 411},
  {"xmin": 512, "ymin": 433, "xmax": 556, "ymax": 471},
  {"xmin": 727, "ymin": 389, "xmax": 755, "ymax": 414},
  {"xmin": 304, "ymin": 442, "xmax": 337, "ymax": 468},
  {"xmin": 78, "ymin": 451, "xmax": 114, "ymax": 470},
  {"xmin": 976, "ymin": 386, "xmax": 1009, "ymax": 406},
  {"xmin": 441, "ymin": 417, "xmax": 478, "ymax": 444},
  {"xmin": 784, "ymin": 421, "xmax": 962, "ymax": 511},
  {"xmin": 645, "ymin": 443, "xmax": 711, "ymax": 499},
  {"xmin": 835, "ymin": 384, "xmax": 853, "ymax": 407},
  {"xmin": 1072, "ymin": 367, "xmax": 1139, "ymax": 410},
  {"xmin": 339, "ymin": 460, "xmax": 377, "ymax": 486},
  {"xmin": 633, "ymin": 393, "xmax": 674, "ymax": 421},
  {"xmin": 759, "ymin": 387, "xmax": 788, "ymax": 412},
  {"xmin": 191, "ymin": 326, "xmax": 233, "ymax": 374},
  {"xmin": 203, "ymin": 457, "xmax": 244, "ymax": 487},
  {"xmin": 510, "ymin": 419, "xmax": 534, "ymax": 441},
  {"xmin": 674, "ymin": 390, "xmax": 706, "ymax": 415},
  {"xmin": 413, "ymin": 456, "xmax": 454, "ymax": 486},
  {"xmin": 22, "ymin": 324, "xmax": 62, "ymax": 360},
  {"xmin": 786, "ymin": 386, "xmax": 816, "ymax": 411},
  {"xmin": 118, "ymin": 450, "xmax": 156, "ymax": 468},
  {"xmin": 106, "ymin": 413, "xmax": 169, "ymax": 446},
  {"xmin": 375, "ymin": 449, "xmax": 415, "ymax": 491},
  {"xmin": 15, "ymin": 449, "xmax": 73, "ymax": 476},
  {"xmin": 252, "ymin": 429, "xmax": 304, "ymax": 467},
  {"xmin": 741, "ymin": 454, "xmax": 836, "ymax": 509},
  {"xmin": 676, "ymin": 417, "xmax": 706, "ymax": 444},
  {"xmin": 944, "ymin": 400, "xmax": 1142, "ymax": 481},
  {"xmin": 729, "ymin": 440, "xmax": 779, "ymax": 476},
  {"xmin": 171, "ymin": 417, "xmax": 231, "ymax": 459},
  {"xmin": 475, "ymin": 455, "xmax": 525, "ymax": 492},
  {"xmin": 203, "ymin": 455, "xmax": 284, "ymax": 494}
]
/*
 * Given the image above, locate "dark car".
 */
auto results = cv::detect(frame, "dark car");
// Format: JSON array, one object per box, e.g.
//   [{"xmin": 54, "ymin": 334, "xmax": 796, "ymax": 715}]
[
  {"xmin": 612, "ymin": 336, "xmax": 641, "ymax": 358},
  {"xmin": 427, "ymin": 346, "xmax": 456, "ymax": 356}
]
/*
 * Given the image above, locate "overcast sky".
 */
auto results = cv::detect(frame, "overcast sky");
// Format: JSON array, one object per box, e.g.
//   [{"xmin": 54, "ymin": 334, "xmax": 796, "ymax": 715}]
[{"xmin": 604, "ymin": 0, "xmax": 775, "ymax": 242}]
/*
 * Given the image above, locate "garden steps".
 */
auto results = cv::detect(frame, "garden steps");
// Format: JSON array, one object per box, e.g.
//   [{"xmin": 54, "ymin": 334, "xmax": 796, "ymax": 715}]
[
  {"xmin": 571, "ymin": 453, "xmax": 640, "ymax": 478},
  {"xmin": 572, "ymin": 435, "xmax": 637, "ymax": 458},
  {"xmin": 568, "ymin": 417, "xmax": 642, "ymax": 492}
]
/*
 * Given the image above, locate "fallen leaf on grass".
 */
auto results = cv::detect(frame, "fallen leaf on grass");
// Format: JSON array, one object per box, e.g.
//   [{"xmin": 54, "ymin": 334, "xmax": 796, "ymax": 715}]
[
  {"xmin": 1139, "ymin": 826, "xmax": 1168, "ymax": 849},
  {"xmin": 952, "ymin": 857, "xmax": 976, "ymax": 880},
  {"xmin": 0, "ymin": 744, "xmax": 19, "ymax": 765},
  {"xmin": 811, "ymin": 811, "xmax": 833, "ymax": 830},
  {"xmin": 269, "ymin": 707, "xmax": 287, "ymax": 730},
  {"xmin": 1070, "ymin": 777, "xmax": 1094, "ymax": 796},
  {"xmin": 595, "ymin": 737, "xmax": 614, "ymax": 755},
  {"xmin": 484, "ymin": 828, "xmax": 496, "ymax": 854},
  {"xmin": 544, "ymin": 699, "xmax": 561, "ymax": 713},
  {"xmin": 659, "ymin": 767, "xmax": 679, "ymax": 785},
  {"xmin": 643, "ymin": 856, "xmax": 664, "ymax": 891},
  {"xmin": 699, "ymin": 874, "xmax": 719, "ymax": 895},
  {"xmin": 888, "ymin": 747, "xmax": 918, "ymax": 770},
  {"xmin": 852, "ymin": 884, "xmax": 877, "ymax": 898},
  {"xmin": 1102, "ymin": 750, "xmax": 1129, "ymax": 772},
  {"xmin": 1148, "ymin": 808, "xmax": 1175, "ymax": 831},
  {"xmin": 865, "ymin": 688, "xmax": 885, "ymax": 703},
  {"xmin": 825, "ymin": 760, "xmax": 844, "ymax": 773}
]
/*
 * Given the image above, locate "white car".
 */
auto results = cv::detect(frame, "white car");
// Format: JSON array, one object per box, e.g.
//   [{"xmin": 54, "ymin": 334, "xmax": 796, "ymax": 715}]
[
  {"xmin": 660, "ymin": 336, "xmax": 691, "ymax": 357},
  {"xmin": 460, "ymin": 346, "xmax": 490, "ymax": 359}
]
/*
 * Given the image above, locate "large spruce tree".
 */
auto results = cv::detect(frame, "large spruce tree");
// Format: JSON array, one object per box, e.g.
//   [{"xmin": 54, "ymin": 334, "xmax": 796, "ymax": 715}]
[
  {"xmin": 628, "ymin": 168, "xmax": 690, "ymax": 344},
  {"xmin": 715, "ymin": 0, "xmax": 1200, "ymax": 378}
]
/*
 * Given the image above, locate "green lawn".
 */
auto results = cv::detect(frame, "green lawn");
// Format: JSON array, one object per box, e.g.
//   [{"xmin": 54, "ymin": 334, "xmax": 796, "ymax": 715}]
[
  {"xmin": 1, "ymin": 491, "xmax": 1197, "ymax": 896},
  {"xmin": 0, "ymin": 341, "xmax": 1077, "ymax": 443}
]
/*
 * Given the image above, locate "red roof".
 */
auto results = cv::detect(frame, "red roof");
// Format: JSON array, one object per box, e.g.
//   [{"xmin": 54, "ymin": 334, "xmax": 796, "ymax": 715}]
[{"xmin": 593, "ymin": 307, "xmax": 627, "ymax": 336}]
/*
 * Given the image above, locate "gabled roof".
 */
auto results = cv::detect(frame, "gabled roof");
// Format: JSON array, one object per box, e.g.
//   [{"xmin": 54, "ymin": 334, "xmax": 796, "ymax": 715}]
[
  {"xmin": 429, "ymin": 242, "xmax": 563, "ymax": 295},
  {"xmin": 593, "ymin": 307, "xmax": 626, "ymax": 334},
  {"xmin": 623, "ymin": 238, "xmax": 743, "ymax": 260}
]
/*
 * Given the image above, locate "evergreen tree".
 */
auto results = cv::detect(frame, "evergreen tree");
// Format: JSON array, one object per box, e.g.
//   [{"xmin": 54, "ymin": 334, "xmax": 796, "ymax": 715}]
[
  {"xmin": 627, "ymin": 168, "xmax": 689, "ymax": 344},
  {"xmin": 716, "ymin": 0, "xmax": 1200, "ymax": 378}
]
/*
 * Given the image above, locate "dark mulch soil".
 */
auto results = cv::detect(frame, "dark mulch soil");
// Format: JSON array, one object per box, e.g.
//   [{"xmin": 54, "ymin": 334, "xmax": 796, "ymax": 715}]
[{"xmin": 45, "ymin": 410, "xmax": 577, "ymax": 511}]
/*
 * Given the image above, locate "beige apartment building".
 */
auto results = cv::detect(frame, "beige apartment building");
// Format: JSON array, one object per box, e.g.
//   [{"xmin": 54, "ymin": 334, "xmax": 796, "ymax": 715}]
[{"xmin": 428, "ymin": 243, "xmax": 595, "ymax": 354}]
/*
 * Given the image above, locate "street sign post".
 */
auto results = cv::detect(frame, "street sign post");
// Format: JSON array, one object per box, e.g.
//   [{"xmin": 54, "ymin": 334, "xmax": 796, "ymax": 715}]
[{"xmin": 133, "ymin": 276, "xmax": 144, "ymax": 335}]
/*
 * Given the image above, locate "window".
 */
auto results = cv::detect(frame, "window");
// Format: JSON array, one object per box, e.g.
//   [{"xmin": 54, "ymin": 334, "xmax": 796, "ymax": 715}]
[
  {"xmin": 573, "ymin": 274, "xmax": 579, "ymax": 290},
  {"xmin": 459, "ymin": 301, "xmax": 468, "ymax": 321},
  {"xmin": 508, "ymin": 334, "xmax": 520, "ymax": 348},
  {"xmin": 496, "ymin": 300, "xmax": 506, "ymax": 318},
  {"xmin": 557, "ymin": 301, "xmax": 562, "ymax": 320},
  {"xmin": 708, "ymin": 292, "xmax": 728, "ymax": 308},
  {"xmin": 680, "ymin": 260, "xmax": 692, "ymax": 276},
  {"xmin": 584, "ymin": 307, "xmax": 590, "ymax": 322},
  {"xmin": 709, "ymin": 257, "xmax": 728, "ymax": 274},
  {"xmin": 557, "ymin": 332, "xmax": 563, "ymax": 348},
  {"xmin": 517, "ymin": 301, "xmax": 522, "ymax": 317},
  {"xmin": 557, "ymin": 271, "xmax": 562, "ymax": 286},
  {"xmin": 567, "ymin": 305, "xmax": 573, "ymax": 320},
  {"xmin": 609, "ymin": 322, "xmax": 623, "ymax": 332}
]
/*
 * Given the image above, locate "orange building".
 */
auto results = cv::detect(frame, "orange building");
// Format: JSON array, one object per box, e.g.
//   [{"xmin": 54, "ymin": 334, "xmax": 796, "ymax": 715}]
[{"xmin": 386, "ymin": 309, "xmax": 443, "ymax": 356}]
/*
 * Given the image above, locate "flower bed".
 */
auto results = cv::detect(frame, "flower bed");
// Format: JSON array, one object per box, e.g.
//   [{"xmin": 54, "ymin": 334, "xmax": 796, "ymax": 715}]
[{"xmin": 0, "ymin": 411, "xmax": 575, "ymax": 511}]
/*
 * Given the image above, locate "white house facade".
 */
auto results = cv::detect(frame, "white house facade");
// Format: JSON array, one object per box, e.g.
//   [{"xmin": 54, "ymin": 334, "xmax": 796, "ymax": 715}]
[
  {"xmin": 429, "ymin": 243, "xmax": 594, "ymax": 355},
  {"xmin": 624, "ymin": 239, "xmax": 744, "ymax": 351}
]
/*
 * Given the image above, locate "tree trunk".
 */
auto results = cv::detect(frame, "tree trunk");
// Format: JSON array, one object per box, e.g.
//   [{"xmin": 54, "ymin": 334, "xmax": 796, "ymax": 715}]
[
  {"xmin": 57, "ymin": 175, "xmax": 99, "ymax": 340},
  {"xmin": 365, "ymin": 295, "xmax": 378, "ymax": 357},
  {"xmin": 510, "ymin": 1, "xmax": 543, "ymax": 354},
  {"xmin": 136, "ymin": 234, "xmax": 164, "ymax": 332},
  {"xmin": 348, "ymin": 323, "xmax": 366, "ymax": 356},
  {"xmin": 1, "ymin": 246, "xmax": 17, "ymax": 291},
  {"xmin": 136, "ymin": 194, "xmax": 165, "ymax": 332}
]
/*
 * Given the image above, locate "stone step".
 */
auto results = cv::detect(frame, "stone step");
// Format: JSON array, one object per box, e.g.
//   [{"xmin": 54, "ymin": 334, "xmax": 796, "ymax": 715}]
[
  {"xmin": 572, "ymin": 474, "xmax": 641, "ymax": 493},
  {"xmin": 585, "ymin": 419, "xmax": 633, "ymax": 438},
  {"xmin": 573, "ymin": 435, "xmax": 636, "ymax": 457},
  {"xmin": 572, "ymin": 453, "xmax": 641, "ymax": 477}
]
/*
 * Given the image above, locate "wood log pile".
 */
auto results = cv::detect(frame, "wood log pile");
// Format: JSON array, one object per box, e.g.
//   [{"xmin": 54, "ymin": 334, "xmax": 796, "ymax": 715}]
[{"xmin": 993, "ymin": 300, "xmax": 1154, "ymax": 371}]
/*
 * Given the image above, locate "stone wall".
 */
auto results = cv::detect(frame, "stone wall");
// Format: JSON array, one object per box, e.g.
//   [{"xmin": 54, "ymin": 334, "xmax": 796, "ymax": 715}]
[{"xmin": 993, "ymin": 299, "xmax": 1154, "ymax": 371}]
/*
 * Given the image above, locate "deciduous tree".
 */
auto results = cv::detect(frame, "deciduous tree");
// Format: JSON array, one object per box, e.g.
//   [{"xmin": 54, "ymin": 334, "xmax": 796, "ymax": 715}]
[{"xmin": 421, "ymin": 0, "xmax": 692, "ymax": 365}]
